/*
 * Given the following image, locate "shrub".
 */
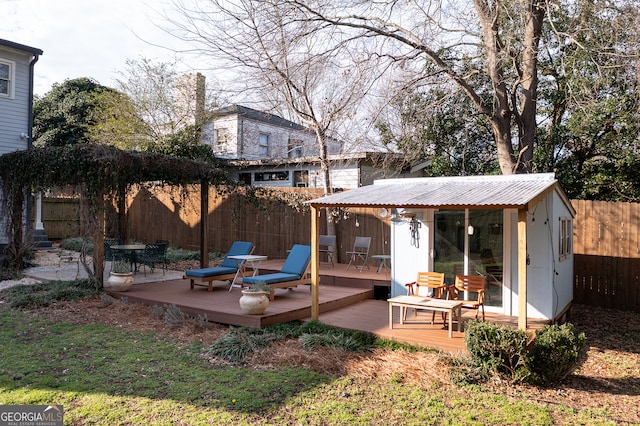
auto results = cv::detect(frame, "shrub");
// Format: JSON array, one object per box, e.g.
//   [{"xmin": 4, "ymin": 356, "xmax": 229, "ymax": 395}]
[
  {"xmin": 163, "ymin": 303, "xmax": 185, "ymax": 326},
  {"xmin": 299, "ymin": 321, "xmax": 376, "ymax": 352},
  {"xmin": 60, "ymin": 237, "xmax": 93, "ymax": 253},
  {"xmin": 164, "ymin": 247, "xmax": 222, "ymax": 263},
  {"xmin": 3, "ymin": 279, "xmax": 98, "ymax": 308},
  {"xmin": 265, "ymin": 321, "xmax": 304, "ymax": 339},
  {"xmin": 207, "ymin": 328, "xmax": 271, "ymax": 363},
  {"xmin": 526, "ymin": 323, "xmax": 586, "ymax": 386},
  {"xmin": 464, "ymin": 320, "xmax": 530, "ymax": 382},
  {"xmin": 299, "ymin": 320, "xmax": 334, "ymax": 335},
  {"xmin": 0, "ymin": 265, "xmax": 21, "ymax": 281}
]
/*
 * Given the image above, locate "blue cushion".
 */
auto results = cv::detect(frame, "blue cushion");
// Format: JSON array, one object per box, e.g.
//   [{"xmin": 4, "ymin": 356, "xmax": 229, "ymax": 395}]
[
  {"xmin": 243, "ymin": 273, "xmax": 300, "ymax": 285},
  {"xmin": 220, "ymin": 241, "xmax": 254, "ymax": 268},
  {"xmin": 281, "ymin": 244, "xmax": 311, "ymax": 276},
  {"xmin": 185, "ymin": 266, "xmax": 237, "ymax": 278}
]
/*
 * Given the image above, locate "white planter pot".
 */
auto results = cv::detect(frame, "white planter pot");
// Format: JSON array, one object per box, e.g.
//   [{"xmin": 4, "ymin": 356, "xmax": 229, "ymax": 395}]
[
  {"xmin": 239, "ymin": 290, "xmax": 270, "ymax": 315},
  {"xmin": 106, "ymin": 272, "xmax": 134, "ymax": 292}
]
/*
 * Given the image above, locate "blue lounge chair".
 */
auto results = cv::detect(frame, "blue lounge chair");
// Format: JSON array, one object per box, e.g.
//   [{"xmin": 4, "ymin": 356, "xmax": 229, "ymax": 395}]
[
  {"xmin": 243, "ymin": 244, "xmax": 312, "ymax": 300},
  {"xmin": 184, "ymin": 241, "xmax": 254, "ymax": 291}
]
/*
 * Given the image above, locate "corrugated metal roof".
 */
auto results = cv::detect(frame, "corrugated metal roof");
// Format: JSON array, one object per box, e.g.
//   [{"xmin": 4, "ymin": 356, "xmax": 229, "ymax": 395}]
[{"xmin": 309, "ymin": 173, "xmax": 564, "ymax": 209}]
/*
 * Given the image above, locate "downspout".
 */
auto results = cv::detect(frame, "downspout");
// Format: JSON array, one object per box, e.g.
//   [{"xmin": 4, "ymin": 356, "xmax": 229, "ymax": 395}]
[
  {"xmin": 27, "ymin": 53, "xmax": 40, "ymax": 149},
  {"xmin": 25, "ymin": 52, "xmax": 41, "ymax": 240},
  {"xmin": 239, "ymin": 116, "xmax": 244, "ymax": 158}
]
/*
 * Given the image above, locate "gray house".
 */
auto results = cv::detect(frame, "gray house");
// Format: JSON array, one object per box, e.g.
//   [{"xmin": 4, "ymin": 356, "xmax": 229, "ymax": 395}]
[
  {"xmin": 0, "ymin": 39, "xmax": 43, "ymax": 248},
  {"xmin": 201, "ymin": 105, "xmax": 409, "ymax": 189}
]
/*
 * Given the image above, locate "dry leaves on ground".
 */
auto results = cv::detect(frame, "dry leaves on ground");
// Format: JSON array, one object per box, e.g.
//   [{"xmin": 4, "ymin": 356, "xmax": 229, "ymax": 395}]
[
  {"xmin": 8, "ymin": 295, "xmax": 638, "ymax": 424},
  {"xmin": 3, "ymin": 251, "xmax": 639, "ymax": 424}
]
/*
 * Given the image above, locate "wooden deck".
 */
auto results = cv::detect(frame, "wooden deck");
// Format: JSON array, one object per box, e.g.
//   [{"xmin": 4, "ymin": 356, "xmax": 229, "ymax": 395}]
[
  {"xmin": 106, "ymin": 260, "xmax": 549, "ymax": 354},
  {"xmin": 318, "ymin": 300, "xmax": 550, "ymax": 354},
  {"xmin": 108, "ymin": 278, "xmax": 373, "ymax": 329},
  {"xmin": 106, "ymin": 260, "xmax": 385, "ymax": 329}
]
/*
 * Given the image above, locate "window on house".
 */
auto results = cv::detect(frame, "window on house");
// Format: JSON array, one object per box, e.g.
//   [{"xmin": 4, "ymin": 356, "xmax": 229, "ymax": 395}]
[
  {"xmin": 288, "ymin": 138, "xmax": 303, "ymax": 158},
  {"xmin": 259, "ymin": 134, "xmax": 269, "ymax": 156},
  {"xmin": 0, "ymin": 59, "xmax": 14, "ymax": 98},
  {"xmin": 293, "ymin": 170, "xmax": 308, "ymax": 187},
  {"xmin": 214, "ymin": 128, "xmax": 229, "ymax": 145},
  {"xmin": 559, "ymin": 217, "xmax": 572, "ymax": 260},
  {"xmin": 254, "ymin": 171, "xmax": 289, "ymax": 182},
  {"xmin": 238, "ymin": 173, "xmax": 252, "ymax": 185}
]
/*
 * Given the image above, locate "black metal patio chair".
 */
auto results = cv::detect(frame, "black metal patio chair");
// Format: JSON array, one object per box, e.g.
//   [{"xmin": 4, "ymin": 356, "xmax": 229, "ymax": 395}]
[{"xmin": 137, "ymin": 243, "xmax": 168, "ymax": 276}]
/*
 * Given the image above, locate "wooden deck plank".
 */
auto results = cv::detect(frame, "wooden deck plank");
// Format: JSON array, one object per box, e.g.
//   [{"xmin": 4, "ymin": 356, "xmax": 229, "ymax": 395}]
[
  {"xmin": 316, "ymin": 300, "xmax": 550, "ymax": 354},
  {"xmin": 107, "ymin": 278, "xmax": 373, "ymax": 328},
  {"xmin": 106, "ymin": 261, "xmax": 550, "ymax": 354}
]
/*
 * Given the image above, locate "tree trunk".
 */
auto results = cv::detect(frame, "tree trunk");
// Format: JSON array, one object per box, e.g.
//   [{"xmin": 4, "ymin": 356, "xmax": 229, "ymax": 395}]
[
  {"xmin": 92, "ymin": 190, "xmax": 106, "ymax": 288},
  {"xmin": 8, "ymin": 189, "xmax": 25, "ymax": 269},
  {"xmin": 313, "ymin": 125, "xmax": 338, "ymax": 260},
  {"xmin": 476, "ymin": 0, "xmax": 544, "ymax": 174},
  {"xmin": 516, "ymin": 1, "xmax": 545, "ymax": 173}
]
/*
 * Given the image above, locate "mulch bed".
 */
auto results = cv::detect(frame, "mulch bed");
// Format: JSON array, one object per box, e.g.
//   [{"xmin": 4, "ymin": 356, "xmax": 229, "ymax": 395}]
[{"xmin": 2, "ymin": 252, "xmax": 638, "ymax": 423}]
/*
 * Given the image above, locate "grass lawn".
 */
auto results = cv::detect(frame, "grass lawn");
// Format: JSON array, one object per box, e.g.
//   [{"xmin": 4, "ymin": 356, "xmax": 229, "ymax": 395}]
[{"xmin": 0, "ymin": 299, "xmax": 629, "ymax": 426}]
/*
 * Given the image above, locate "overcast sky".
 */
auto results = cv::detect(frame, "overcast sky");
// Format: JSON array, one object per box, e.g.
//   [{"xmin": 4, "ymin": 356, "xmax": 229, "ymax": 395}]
[{"xmin": 4, "ymin": 0, "xmax": 194, "ymax": 95}]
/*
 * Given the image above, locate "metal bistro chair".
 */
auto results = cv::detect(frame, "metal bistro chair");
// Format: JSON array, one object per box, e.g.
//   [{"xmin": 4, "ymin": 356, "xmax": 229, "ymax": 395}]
[
  {"xmin": 319, "ymin": 234, "xmax": 336, "ymax": 267},
  {"xmin": 138, "ymin": 243, "xmax": 167, "ymax": 276},
  {"xmin": 104, "ymin": 237, "xmax": 125, "ymax": 272},
  {"xmin": 346, "ymin": 236, "xmax": 371, "ymax": 272},
  {"xmin": 449, "ymin": 274, "xmax": 487, "ymax": 321},
  {"xmin": 154, "ymin": 239, "xmax": 170, "ymax": 272}
]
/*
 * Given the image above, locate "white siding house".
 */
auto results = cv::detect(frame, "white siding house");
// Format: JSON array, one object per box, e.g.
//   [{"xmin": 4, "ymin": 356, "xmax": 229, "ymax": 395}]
[{"xmin": 0, "ymin": 39, "xmax": 42, "ymax": 247}]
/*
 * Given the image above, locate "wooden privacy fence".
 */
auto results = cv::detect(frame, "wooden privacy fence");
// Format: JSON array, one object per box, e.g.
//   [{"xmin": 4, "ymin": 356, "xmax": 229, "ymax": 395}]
[
  {"xmin": 572, "ymin": 200, "xmax": 640, "ymax": 312},
  {"xmin": 40, "ymin": 189, "xmax": 640, "ymax": 312},
  {"xmin": 39, "ymin": 197, "xmax": 80, "ymax": 239},
  {"xmin": 123, "ymin": 185, "xmax": 391, "ymax": 263}
]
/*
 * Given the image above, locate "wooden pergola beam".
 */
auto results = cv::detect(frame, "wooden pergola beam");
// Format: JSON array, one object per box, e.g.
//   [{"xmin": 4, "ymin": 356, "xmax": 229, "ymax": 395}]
[
  {"xmin": 200, "ymin": 179, "xmax": 209, "ymax": 268},
  {"xmin": 518, "ymin": 208, "xmax": 528, "ymax": 330},
  {"xmin": 310, "ymin": 205, "xmax": 320, "ymax": 320}
]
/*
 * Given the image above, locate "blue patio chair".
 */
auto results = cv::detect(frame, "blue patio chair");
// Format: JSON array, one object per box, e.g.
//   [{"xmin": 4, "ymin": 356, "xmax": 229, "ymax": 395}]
[
  {"xmin": 183, "ymin": 241, "xmax": 254, "ymax": 291},
  {"xmin": 243, "ymin": 244, "xmax": 312, "ymax": 300}
]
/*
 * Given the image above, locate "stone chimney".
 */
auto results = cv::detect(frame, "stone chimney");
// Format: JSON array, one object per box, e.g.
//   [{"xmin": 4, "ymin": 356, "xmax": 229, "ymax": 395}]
[{"xmin": 175, "ymin": 73, "xmax": 206, "ymax": 127}]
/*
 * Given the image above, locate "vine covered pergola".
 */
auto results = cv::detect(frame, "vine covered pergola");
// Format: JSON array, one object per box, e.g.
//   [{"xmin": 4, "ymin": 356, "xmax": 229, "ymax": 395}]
[{"xmin": 0, "ymin": 144, "xmax": 229, "ymax": 287}]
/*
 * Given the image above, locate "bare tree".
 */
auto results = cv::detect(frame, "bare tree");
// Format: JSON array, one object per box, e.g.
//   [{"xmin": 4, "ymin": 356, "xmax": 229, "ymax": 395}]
[
  {"xmin": 114, "ymin": 57, "xmax": 224, "ymax": 146},
  {"xmin": 272, "ymin": 0, "xmax": 551, "ymax": 174},
  {"xmin": 164, "ymin": 0, "xmax": 383, "ymax": 192}
]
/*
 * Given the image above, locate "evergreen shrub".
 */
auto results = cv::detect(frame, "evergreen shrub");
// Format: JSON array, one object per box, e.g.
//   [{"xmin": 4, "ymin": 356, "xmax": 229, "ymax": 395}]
[
  {"xmin": 464, "ymin": 319, "xmax": 530, "ymax": 381},
  {"xmin": 526, "ymin": 323, "xmax": 586, "ymax": 385}
]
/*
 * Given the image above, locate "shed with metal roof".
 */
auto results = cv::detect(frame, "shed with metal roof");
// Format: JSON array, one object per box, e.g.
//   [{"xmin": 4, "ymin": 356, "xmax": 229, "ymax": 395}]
[{"xmin": 307, "ymin": 173, "xmax": 575, "ymax": 330}]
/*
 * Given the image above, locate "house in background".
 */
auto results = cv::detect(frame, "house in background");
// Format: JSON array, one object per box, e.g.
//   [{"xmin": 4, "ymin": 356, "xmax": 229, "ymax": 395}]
[
  {"xmin": 0, "ymin": 39, "xmax": 43, "ymax": 250},
  {"xmin": 201, "ymin": 104, "xmax": 411, "ymax": 189}
]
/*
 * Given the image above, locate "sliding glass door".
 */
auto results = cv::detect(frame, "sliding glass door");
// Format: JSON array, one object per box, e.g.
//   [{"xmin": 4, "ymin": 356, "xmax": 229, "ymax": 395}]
[
  {"xmin": 433, "ymin": 210, "xmax": 466, "ymax": 285},
  {"xmin": 434, "ymin": 209, "xmax": 503, "ymax": 308}
]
